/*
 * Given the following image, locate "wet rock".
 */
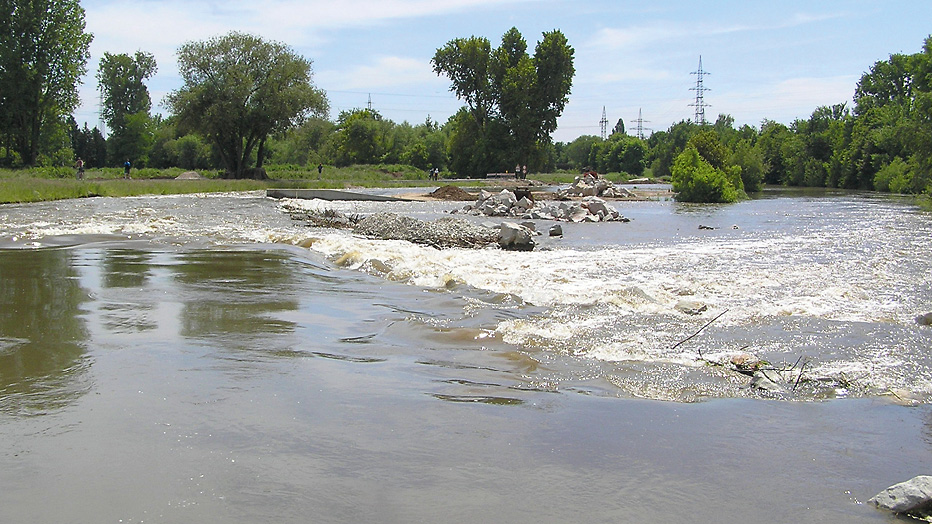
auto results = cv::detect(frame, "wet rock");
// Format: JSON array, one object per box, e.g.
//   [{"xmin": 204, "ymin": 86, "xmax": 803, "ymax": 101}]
[
  {"xmin": 549, "ymin": 224, "xmax": 563, "ymax": 237},
  {"xmin": 870, "ymin": 476, "xmax": 932, "ymax": 514},
  {"xmin": 354, "ymin": 213, "xmax": 497, "ymax": 249},
  {"xmin": 749, "ymin": 370, "xmax": 789, "ymax": 394},
  {"xmin": 729, "ymin": 353, "xmax": 763, "ymax": 374},
  {"xmin": 675, "ymin": 300, "xmax": 708, "ymax": 315},
  {"xmin": 497, "ymin": 222, "xmax": 536, "ymax": 251},
  {"xmin": 916, "ymin": 313, "xmax": 932, "ymax": 326},
  {"xmin": 456, "ymin": 189, "xmax": 629, "ymax": 223}
]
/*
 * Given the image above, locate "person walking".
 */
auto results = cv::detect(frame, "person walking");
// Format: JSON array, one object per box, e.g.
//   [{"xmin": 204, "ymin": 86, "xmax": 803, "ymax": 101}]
[{"xmin": 123, "ymin": 159, "xmax": 131, "ymax": 179}]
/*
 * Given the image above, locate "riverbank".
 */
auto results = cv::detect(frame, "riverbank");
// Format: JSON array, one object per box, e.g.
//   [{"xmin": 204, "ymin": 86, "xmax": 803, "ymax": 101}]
[{"xmin": 0, "ymin": 165, "xmax": 643, "ymax": 204}]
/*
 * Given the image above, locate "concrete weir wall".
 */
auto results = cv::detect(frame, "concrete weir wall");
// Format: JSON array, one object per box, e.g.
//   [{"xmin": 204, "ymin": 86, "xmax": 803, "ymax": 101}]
[{"xmin": 266, "ymin": 189, "xmax": 408, "ymax": 201}]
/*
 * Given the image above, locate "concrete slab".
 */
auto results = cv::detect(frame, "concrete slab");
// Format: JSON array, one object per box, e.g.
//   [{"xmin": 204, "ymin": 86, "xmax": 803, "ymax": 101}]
[{"xmin": 266, "ymin": 189, "xmax": 410, "ymax": 201}]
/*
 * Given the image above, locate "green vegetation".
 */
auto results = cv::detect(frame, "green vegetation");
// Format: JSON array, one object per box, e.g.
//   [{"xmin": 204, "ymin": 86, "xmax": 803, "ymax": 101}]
[
  {"xmin": 432, "ymin": 27, "xmax": 575, "ymax": 177},
  {"xmin": 168, "ymin": 32, "xmax": 329, "ymax": 179},
  {"xmin": 0, "ymin": 0, "xmax": 92, "ymax": 167},
  {"xmin": 1, "ymin": 5, "xmax": 929, "ymax": 205},
  {"xmin": 0, "ymin": 163, "xmax": 555, "ymax": 204}
]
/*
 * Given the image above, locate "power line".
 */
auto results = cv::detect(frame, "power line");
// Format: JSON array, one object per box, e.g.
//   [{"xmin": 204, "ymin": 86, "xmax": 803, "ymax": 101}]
[{"xmin": 689, "ymin": 55, "xmax": 711, "ymax": 125}]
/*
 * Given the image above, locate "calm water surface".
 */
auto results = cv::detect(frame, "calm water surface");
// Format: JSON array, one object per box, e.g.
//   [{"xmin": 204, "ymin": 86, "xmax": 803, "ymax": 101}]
[{"xmin": 1, "ymin": 188, "xmax": 931, "ymax": 523}]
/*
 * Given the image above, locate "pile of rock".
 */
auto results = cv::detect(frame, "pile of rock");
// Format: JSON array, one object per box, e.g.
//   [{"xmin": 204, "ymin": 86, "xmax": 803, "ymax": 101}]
[
  {"xmin": 557, "ymin": 173, "xmax": 635, "ymax": 199},
  {"xmin": 456, "ymin": 189, "xmax": 629, "ymax": 223},
  {"xmin": 354, "ymin": 213, "xmax": 536, "ymax": 251}
]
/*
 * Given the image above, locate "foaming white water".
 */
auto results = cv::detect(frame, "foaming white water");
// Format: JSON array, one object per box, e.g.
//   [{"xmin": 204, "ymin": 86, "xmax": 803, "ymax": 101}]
[{"xmin": 3, "ymin": 190, "xmax": 931, "ymax": 401}]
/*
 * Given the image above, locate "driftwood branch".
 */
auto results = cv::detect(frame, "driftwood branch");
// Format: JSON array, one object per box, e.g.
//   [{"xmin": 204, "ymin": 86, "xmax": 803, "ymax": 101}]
[{"xmin": 671, "ymin": 309, "xmax": 730, "ymax": 355}]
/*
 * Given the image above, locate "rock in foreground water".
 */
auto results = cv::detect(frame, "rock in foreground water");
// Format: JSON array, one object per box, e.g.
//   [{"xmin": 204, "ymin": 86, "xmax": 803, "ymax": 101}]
[{"xmin": 870, "ymin": 475, "xmax": 932, "ymax": 514}]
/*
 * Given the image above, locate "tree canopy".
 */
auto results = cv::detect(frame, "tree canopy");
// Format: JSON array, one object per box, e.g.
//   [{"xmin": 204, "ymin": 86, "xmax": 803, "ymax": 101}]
[
  {"xmin": 98, "ymin": 51, "xmax": 158, "ymax": 165},
  {"xmin": 0, "ymin": 0, "xmax": 92, "ymax": 166},
  {"xmin": 167, "ymin": 31, "xmax": 328, "ymax": 178},
  {"xmin": 433, "ymin": 27, "xmax": 574, "ymax": 176}
]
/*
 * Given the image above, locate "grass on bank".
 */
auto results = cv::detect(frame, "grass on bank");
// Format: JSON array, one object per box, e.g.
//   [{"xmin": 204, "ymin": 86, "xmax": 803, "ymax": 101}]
[{"xmin": 0, "ymin": 164, "xmax": 652, "ymax": 204}]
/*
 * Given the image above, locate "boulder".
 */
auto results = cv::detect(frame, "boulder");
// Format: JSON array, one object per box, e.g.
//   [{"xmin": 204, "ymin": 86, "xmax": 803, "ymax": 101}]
[
  {"xmin": 498, "ymin": 222, "xmax": 536, "ymax": 251},
  {"xmin": 549, "ymin": 224, "xmax": 563, "ymax": 237},
  {"xmin": 870, "ymin": 476, "xmax": 932, "ymax": 514},
  {"xmin": 916, "ymin": 313, "xmax": 932, "ymax": 326},
  {"xmin": 675, "ymin": 300, "xmax": 708, "ymax": 315}
]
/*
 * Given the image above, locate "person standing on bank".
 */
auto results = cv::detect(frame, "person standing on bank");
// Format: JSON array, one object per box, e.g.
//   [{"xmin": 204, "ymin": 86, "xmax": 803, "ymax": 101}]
[
  {"xmin": 75, "ymin": 157, "xmax": 85, "ymax": 180},
  {"xmin": 123, "ymin": 159, "xmax": 131, "ymax": 179},
  {"xmin": 317, "ymin": 163, "xmax": 323, "ymax": 179}
]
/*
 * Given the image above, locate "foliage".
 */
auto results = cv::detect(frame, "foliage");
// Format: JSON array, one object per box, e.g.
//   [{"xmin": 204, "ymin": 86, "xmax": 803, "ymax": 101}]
[
  {"xmin": 97, "ymin": 51, "xmax": 157, "ymax": 165},
  {"xmin": 433, "ymin": 27, "xmax": 574, "ymax": 177},
  {"xmin": 671, "ymin": 146, "xmax": 744, "ymax": 203},
  {"xmin": 167, "ymin": 31, "xmax": 328, "ymax": 179},
  {"xmin": 97, "ymin": 52, "xmax": 156, "ymax": 131},
  {"xmin": 0, "ymin": 0, "xmax": 93, "ymax": 166}
]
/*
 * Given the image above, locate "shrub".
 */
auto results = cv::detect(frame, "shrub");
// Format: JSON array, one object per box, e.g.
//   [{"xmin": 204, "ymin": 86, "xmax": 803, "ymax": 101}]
[{"xmin": 671, "ymin": 147, "xmax": 744, "ymax": 203}]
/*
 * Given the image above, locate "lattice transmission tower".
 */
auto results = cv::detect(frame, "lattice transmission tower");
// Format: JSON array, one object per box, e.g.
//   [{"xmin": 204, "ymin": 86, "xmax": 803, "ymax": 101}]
[
  {"xmin": 599, "ymin": 106, "xmax": 608, "ymax": 140},
  {"xmin": 689, "ymin": 56, "xmax": 711, "ymax": 125},
  {"xmin": 631, "ymin": 108, "xmax": 651, "ymax": 139}
]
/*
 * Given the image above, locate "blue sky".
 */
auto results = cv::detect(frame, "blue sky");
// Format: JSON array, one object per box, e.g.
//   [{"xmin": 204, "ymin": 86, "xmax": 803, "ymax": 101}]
[{"xmin": 74, "ymin": 0, "xmax": 931, "ymax": 143}]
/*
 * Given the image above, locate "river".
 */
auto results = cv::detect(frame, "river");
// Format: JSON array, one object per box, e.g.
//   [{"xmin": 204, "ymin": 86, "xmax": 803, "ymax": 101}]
[{"xmin": 1, "ymin": 187, "xmax": 931, "ymax": 523}]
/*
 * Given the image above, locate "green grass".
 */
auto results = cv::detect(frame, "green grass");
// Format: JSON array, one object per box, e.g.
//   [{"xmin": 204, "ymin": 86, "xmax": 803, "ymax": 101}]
[{"xmin": 0, "ymin": 164, "xmax": 663, "ymax": 204}]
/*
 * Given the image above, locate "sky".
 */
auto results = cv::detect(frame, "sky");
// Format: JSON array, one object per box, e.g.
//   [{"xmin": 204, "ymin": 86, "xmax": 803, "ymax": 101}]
[{"xmin": 73, "ymin": 0, "xmax": 932, "ymax": 143}]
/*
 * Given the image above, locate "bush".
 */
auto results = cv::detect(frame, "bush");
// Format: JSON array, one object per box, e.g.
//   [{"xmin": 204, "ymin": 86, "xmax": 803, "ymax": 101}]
[{"xmin": 671, "ymin": 147, "xmax": 744, "ymax": 203}]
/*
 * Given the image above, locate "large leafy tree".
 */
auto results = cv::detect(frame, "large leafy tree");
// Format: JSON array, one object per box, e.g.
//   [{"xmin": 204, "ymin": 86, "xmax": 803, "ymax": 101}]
[
  {"xmin": 0, "ymin": 0, "xmax": 92, "ymax": 166},
  {"xmin": 97, "ymin": 51, "xmax": 157, "ymax": 165},
  {"xmin": 97, "ymin": 51, "xmax": 157, "ymax": 132},
  {"xmin": 168, "ymin": 32, "xmax": 328, "ymax": 178},
  {"xmin": 433, "ymin": 27, "xmax": 574, "ymax": 177}
]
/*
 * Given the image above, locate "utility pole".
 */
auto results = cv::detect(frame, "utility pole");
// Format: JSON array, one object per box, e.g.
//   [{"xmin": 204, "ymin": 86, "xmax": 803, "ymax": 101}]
[
  {"xmin": 367, "ymin": 93, "xmax": 373, "ymax": 112},
  {"xmin": 689, "ymin": 56, "xmax": 711, "ymax": 125},
  {"xmin": 631, "ymin": 108, "xmax": 651, "ymax": 140},
  {"xmin": 599, "ymin": 106, "xmax": 608, "ymax": 140}
]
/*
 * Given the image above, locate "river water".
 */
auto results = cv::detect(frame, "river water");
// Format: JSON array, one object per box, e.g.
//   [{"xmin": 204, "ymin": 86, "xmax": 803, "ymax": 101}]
[{"xmin": 1, "ymin": 187, "xmax": 931, "ymax": 523}]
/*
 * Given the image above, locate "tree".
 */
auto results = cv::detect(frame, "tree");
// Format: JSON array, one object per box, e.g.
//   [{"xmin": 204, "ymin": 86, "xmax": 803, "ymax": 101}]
[
  {"xmin": 97, "ymin": 52, "xmax": 157, "ymax": 132},
  {"xmin": 613, "ymin": 118, "xmax": 625, "ymax": 136},
  {"xmin": 327, "ymin": 109, "xmax": 390, "ymax": 166},
  {"xmin": 168, "ymin": 32, "xmax": 328, "ymax": 178},
  {"xmin": 433, "ymin": 27, "xmax": 574, "ymax": 177},
  {"xmin": 671, "ymin": 146, "xmax": 744, "ymax": 203},
  {"xmin": 97, "ymin": 51, "xmax": 157, "ymax": 164},
  {"xmin": 0, "ymin": 0, "xmax": 93, "ymax": 166}
]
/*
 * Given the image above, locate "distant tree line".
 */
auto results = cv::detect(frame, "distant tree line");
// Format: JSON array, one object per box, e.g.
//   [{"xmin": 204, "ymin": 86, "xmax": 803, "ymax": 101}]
[{"xmin": 1, "ymin": 2, "xmax": 928, "ymax": 199}]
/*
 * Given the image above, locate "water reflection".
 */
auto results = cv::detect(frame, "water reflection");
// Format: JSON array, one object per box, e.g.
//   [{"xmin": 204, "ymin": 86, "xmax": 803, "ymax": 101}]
[
  {"xmin": 171, "ymin": 250, "xmax": 299, "ymax": 343},
  {"xmin": 0, "ymin": 249, "xmax": 90, "ymax": 415},
  {"xmin": 101, "ymin": 248, "xmax": 153, "ymax": 289}
]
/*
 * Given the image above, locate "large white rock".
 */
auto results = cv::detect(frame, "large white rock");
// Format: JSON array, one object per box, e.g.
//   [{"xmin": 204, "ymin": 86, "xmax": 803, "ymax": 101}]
[
  {"xmin": 498, "ymin": 222, "xmax": 535, "ymax": 251},
  {"xmin": 870, "ymin": 476, "xmax": 932, "ymax": 513}
]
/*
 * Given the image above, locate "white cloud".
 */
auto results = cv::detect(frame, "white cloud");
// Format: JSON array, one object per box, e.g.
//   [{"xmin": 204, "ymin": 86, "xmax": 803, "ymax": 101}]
[
  {"xmin": 714, "ymin": 75, "xmax": 858, "ymax": 126},
  {"xmin": 318, "ymin": 55, "xmax": 444, "ymax": 90}
]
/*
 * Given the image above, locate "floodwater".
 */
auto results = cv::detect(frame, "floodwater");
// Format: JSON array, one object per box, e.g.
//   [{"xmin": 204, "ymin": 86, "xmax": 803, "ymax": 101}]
[{"xmin": 1, "ymin": 187, "xmax": 931, "ymax": 523}]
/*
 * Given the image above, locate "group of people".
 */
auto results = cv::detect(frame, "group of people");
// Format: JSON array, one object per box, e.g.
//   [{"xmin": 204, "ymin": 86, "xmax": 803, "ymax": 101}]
[
  {"xmin": 514, "ymin": 164, "xmax": 528, "ymax": 179},
  {"xmin": 74, "ymin": 158, "xmax": 133, "ymax": 179}
]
